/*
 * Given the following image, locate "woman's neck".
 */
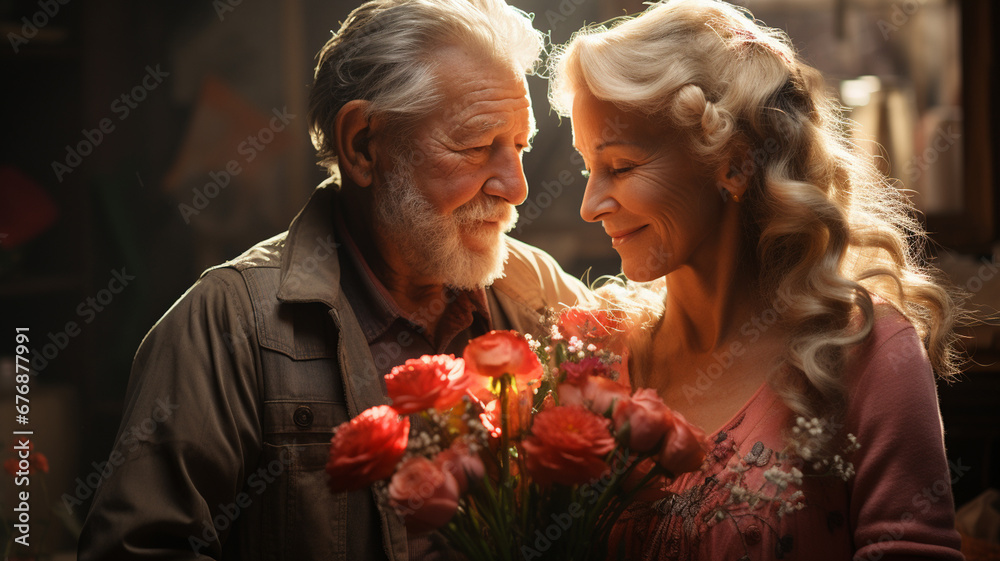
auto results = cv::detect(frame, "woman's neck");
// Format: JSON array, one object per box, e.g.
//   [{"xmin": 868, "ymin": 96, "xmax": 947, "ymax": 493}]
[{"xmin": 654, "ymin": 208, "xmax": 761, "ymax": 361}]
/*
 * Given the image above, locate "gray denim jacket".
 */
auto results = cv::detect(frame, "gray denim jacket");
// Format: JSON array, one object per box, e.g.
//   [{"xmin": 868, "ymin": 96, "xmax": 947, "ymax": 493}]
[{"xmin": 77, "ymin": 185, "xmax": 593, "ymax": 561}]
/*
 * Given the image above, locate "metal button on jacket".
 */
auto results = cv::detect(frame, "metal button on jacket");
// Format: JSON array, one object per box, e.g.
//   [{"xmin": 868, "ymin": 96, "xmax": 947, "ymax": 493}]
[{"xmin": 293, "ymin": 405, "xmax": 314, "ymax": 428}]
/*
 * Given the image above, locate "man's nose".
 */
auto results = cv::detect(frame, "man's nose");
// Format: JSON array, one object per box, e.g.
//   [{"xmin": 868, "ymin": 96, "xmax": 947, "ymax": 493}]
[{"xmin": 482, "ymin": 146, "xmax": 528, "ymax": 205}]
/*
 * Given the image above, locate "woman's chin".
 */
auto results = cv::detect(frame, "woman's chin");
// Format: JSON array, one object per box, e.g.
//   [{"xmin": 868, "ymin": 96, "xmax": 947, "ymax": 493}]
[
  {"xmin": 616, "ymin": 247, "xmax": 671, "ymax": 283},
  {"xmin": 620, "ymin": 262, "xmax": 665, "ymax": 283}
]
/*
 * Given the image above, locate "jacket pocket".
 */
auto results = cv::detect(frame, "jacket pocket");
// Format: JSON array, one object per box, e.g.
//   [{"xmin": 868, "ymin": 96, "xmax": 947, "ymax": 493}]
[
  {"xmin": 263, "ymin": 399, "xmax": 350, "ymax": 441},
  {"xmin": 258, "ymin": 441, "xmax": 348, "ymax": 561}
]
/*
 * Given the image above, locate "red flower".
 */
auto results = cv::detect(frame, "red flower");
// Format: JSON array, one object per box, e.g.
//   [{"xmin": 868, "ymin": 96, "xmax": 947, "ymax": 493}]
[
  {"xmin": 479, "ymin": 388, "xmax": 533, "ymax": 439},
  {"xmin": 613, "ymin": 389, "xmax": 676, "ymax": 453},
  {"xmin": 656, "ymin": 411, "xmax": 707, "ymax": 476},
  {"xmin": 8, "ymin": 440, "xmax": 33, "ymax": 453},
  {"xmin": 558, "ymin": 308, "xmax": 623, "ymax": 342},
  {"xmin": 3, "ymin": 451, "xmax": 49, "ymax": 475},
  {"xmin": 522, "ymin": 405, "xmax": 616, "ymax": 486},
  {"xmin": 386, "ymin": 354, "xmax": 468, "ymax": 415},
  {"xmin": 29, "ymin": 452, "xmax": 48, "ymax": 474},
  {"xmin": 464, "ymin": 372, "xmax": 497, "ymax": 405},
  {"xmin": 389, "ymin": 456, "xmax": 460, "ymax": 533},
  {"xmin": 464, "ymin": 331, "xmax": 542, "ymax": 383},
  {"xmin": 560, "ymin": 357, "xmax": 608, "ymax": 386},
  {"xmin": 327, "ymin": 405, "xmax": 409, "ymax": 493}
]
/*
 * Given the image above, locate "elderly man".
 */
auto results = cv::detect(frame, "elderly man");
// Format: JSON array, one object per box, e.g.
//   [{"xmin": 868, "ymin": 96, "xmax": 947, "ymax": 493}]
[{"xmin": 77, "ymin": 0, "xmax": 591, "ymax": 560}]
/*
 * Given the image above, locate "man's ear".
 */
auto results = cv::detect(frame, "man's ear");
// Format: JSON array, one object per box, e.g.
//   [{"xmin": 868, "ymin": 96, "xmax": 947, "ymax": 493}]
[{"xmin": 334, "ymin": 100, "xmax": 378, "ymax": 187}]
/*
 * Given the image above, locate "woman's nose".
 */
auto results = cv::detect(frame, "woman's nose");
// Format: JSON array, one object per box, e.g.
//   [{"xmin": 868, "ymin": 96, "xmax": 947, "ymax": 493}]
[{"xmin": 580, "ymin": 176, "xmax": 618, "ymax": 222}]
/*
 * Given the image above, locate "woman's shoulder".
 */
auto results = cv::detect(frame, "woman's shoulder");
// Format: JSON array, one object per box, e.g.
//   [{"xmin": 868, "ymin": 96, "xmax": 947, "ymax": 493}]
[
  {"xmin": 848, "ymin": 294, "xmax": 927, "ymax": 375},
  {"xmin": 867, "ymin": 293, "xmax": 919, "ymax": 346},
  {"xmin": 844, "ymin": 293, "xmax": 938, "ymax": 424}
]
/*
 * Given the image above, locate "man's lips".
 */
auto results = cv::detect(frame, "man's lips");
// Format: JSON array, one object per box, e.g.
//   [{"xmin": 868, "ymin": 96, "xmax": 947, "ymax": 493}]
[
  {"xmin": 607, "ymin": 225, "xmax": 648, "ymax": 248},
  {"xmin": 473, "ymin": 218, "xmax": 504, "ymax": 228}
]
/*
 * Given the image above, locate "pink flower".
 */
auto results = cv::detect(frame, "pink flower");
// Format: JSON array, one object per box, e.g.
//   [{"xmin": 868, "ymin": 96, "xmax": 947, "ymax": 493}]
[
  {"xmin": 464, "ymin": 331, "xmax": 543, "ymax": 383},
  {"xmin": 558, "ymin": 308, "xmax": 631, "ymax": 383},
  {"xmin": 434, "ymin": 440, "xmax": 485, "ymax": 493},
  {"xmin": 558, "ymin": 377, "xmax": 631, "ymax": 417},
  {"xmin": 657, "ymin": 411, "xmax": 707, "ymax": 476},
  {"xmin": 389, "ymin": 456, "xmax": 460, "ymax": 533},
  {"xmin": 613, "ymin": 389, "xmax": 674, "ymax": 453},
  {"xmin": 560, "ymin": 357, "xmax": 607, "ymax": 386},
  {"xmin": 522, "ymin": 405, "xmax": 616, "ymax": 486},
  {"xmin": 385, "ymin": 354, "xmax": 468, "ymax": 415},
  {"xmin": 327, "ymin": 406, "xmax": 409, "ymax": 493}
]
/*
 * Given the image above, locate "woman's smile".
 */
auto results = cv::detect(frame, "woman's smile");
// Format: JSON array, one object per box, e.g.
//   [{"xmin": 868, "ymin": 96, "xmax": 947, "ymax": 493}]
[{"xmin": 608, "ymin": 224, "xmax": 649, "ymax": 248}]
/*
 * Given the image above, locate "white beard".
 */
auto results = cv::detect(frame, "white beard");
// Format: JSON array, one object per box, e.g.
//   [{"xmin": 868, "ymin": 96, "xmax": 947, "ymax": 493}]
[{"xmin": 373, "ymin": 156, "xmax": 518, "ymax": 291}]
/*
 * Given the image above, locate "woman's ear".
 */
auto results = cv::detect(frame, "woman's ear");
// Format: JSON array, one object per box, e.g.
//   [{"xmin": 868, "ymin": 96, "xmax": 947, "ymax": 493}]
[
  {"xmin": 334, "ymin": 100, "xmax": 377, "ymax": 187},
  {"xmin": 715, "ymin": 154, "xmax": 751, "ymax": 202}
]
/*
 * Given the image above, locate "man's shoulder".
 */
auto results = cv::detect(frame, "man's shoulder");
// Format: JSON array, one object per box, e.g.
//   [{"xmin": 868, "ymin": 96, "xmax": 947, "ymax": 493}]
[
  {"xmin": 206, "ymin": 232, "xmax": 288, "ymax": 275},
  {"xmin": 502, "ymin": 235, "xmax": 563, "ymax": 278},
  {"xmin": 495, "ymin": 236, "xmax": 594, "ymax": 311},
  {"xmin": 186, "ymin": 232, "xmax": 288, "ymax": 313}
]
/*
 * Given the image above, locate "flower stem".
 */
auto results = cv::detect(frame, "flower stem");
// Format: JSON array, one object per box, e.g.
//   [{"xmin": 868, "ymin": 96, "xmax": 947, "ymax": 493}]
[{"xmin": 499, "ymin": 374, "xmax": 511, "ymax": 489}]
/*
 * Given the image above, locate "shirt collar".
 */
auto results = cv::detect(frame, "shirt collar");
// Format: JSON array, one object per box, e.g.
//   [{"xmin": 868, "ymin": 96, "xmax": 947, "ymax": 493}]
[{"xmin": 275, "ymin": 184, "xmax": 344, "ymax": 307}]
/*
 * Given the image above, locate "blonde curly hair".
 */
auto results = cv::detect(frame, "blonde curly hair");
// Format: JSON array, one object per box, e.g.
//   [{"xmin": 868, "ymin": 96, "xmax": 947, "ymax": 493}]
[{"xmin": 549, "ymin": 0, "xmax": 965, "ymax": 449}]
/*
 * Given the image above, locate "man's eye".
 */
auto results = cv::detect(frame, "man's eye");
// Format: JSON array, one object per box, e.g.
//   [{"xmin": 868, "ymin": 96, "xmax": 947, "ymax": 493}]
[
  {"xmin": 580, "ymin": 168, "xmax": 591, "ymax": 178},
  {"xmin": 465, "ymin": 145, "xmax": 490, "ymax": 154}
]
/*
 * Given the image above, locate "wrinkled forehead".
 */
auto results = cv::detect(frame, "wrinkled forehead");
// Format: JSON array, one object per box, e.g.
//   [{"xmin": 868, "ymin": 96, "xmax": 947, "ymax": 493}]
[
  {"xmin": 443, "ymin": 78, "xmax": 533, "ymax": 135},
  {"xmin": 570, "ymin": 88, "xmax": 663, "ymax": 155},
  {"xmin": 428, "ymin": 49, "xmax": 535, "ymax": 139}
]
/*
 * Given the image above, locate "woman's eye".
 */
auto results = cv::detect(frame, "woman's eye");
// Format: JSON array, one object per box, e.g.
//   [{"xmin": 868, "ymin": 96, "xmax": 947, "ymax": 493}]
[{"xmin": 580, "ymin": 165, "xmax": 634, "ymax": 178}]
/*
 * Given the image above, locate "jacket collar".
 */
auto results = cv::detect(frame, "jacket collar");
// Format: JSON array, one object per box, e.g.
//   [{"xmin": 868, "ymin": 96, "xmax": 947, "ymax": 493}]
[{"xmin": 275, "ymin": 183, "xmax": 345, "ymax": 307}]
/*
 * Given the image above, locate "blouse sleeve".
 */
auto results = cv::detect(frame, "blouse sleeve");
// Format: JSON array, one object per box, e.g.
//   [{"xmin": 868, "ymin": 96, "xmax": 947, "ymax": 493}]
[{"xmin": 845, "ymin": 319, "xmax": 964, "ymax": 561}]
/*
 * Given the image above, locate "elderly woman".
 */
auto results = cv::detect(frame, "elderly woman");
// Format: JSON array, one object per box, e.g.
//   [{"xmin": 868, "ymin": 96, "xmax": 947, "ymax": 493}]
[{"xmin": 549, "ymin": 0, "xmax": 966, "ymax": 559}]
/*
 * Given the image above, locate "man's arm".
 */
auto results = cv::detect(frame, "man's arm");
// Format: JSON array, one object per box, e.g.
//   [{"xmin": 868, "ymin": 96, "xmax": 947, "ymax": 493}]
[
  {"xmin": 78, "ymin": 268, "xmax": 262, "ymax": 560},
  {"xmin": 493, "ymin": 236, "xmax": 596, "ymax": 317}
]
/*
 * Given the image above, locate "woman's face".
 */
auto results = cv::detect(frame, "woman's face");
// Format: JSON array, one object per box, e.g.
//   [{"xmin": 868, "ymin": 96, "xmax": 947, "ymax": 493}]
[{"xmin": 571, "ymin": 89, "xmax": 726, "ymax": 282}]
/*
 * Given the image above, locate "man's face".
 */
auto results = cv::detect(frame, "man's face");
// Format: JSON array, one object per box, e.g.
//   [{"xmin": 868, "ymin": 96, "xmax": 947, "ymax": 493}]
[{"xmin": 372, "ymin": 46, "xmax": 535, "ymax": 290}]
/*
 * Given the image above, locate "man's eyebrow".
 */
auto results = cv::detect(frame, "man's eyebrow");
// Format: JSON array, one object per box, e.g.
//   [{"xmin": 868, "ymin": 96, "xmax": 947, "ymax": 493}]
[
  {"xmin": 478, "ymin": 118, "xmax": 506, "ymax": 132},
  {"xmin": 452, "ymin": 119, "xmax": 505, "ymax": 144},
  {"xmin": 456, "ymin": 117, "xmax": 536, "ymax": 145}
]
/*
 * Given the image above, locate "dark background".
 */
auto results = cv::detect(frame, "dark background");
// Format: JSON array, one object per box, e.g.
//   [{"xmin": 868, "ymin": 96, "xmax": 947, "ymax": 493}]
[{"xmin": 0, "ymin": 0, "xmax": 997, "ymax": 555}]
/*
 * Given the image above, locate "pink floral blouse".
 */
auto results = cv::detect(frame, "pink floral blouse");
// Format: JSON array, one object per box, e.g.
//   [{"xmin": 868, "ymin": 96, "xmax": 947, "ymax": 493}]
[{"xmin": 610, "ymin": 305, "xmax": 964, "ymax": 561}]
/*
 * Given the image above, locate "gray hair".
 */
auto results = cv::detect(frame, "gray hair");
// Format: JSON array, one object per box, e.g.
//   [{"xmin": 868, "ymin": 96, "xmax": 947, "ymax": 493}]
[{"xmin": 308, "ymin": 0, "xmax": 544, "ymax": 176}]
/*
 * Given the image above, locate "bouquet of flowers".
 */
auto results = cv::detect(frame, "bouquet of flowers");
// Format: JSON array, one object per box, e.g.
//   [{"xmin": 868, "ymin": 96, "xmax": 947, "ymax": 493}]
[{"xmin": 326, "ymin": 308, "xmax": 708, "ymax": 560}]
